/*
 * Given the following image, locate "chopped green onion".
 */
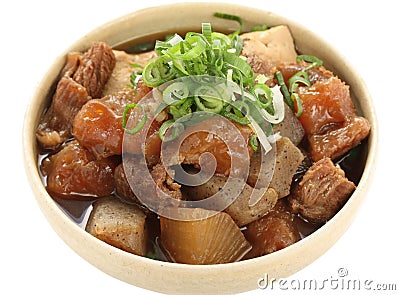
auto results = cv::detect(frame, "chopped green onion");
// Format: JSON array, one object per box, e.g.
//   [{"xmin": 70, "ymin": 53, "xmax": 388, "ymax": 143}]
[
  {"xmin": 249, "ymin": 133, "xmax": 259, "ymax": 151},
  {"xmin": 194, "ymin": 85, "xmax": 224, "ymax": 113},
  {"xmin": 251, "ymin": 24, "xmax": 268, "ymax": 31},
  {"xmin": 296, "ymin": 54, "xmax": 323, "ymax": 70},
  {"xmin": 213, "ymin": 12, "xmax": 243, "ymax": 34},
  {"xmin": 288, "ymin": 71, "xmax": 311, "ymax": 92},
  {"xmin": 291, "ymin": 93, "xmax": 303, "ymax": 117},
  {"xmin": 122, "ymin": 103, "xmax": 147, "ymax": 135},
  {"xmin": 275, "ymin": 71, "xmax": 293, "ymax": 109},
  {"xmin": 202, "ymin": 23, "xmax": 212, "ymax": 44},
  {"xmin": 159, "ymin": 120, "xmax": 185, "ymax": 142},
  {"xmin": 163, "ymin": 82, "xmax": 190, "ymax": 105},
  {"xmin": 142, "ymin": 55, "xmax": 175, "ymax": 87}
]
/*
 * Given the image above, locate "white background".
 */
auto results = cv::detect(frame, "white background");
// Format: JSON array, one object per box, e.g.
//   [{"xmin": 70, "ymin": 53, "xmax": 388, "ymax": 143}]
[{"xmin": 2, "ymin": 0, "xmax": 399, "ymax": 294}]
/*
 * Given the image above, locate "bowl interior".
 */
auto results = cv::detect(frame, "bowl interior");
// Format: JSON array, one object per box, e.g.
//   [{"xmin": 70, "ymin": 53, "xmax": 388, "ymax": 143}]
[{"xmin": 23, "ymin": 3, "xmax": 377, "ymax": 294}]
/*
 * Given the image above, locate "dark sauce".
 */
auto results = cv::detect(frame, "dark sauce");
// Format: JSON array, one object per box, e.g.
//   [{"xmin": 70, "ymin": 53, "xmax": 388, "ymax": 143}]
[{"xmin": 37, "ymin": 31, "xmax": 370, "ymax": 261}]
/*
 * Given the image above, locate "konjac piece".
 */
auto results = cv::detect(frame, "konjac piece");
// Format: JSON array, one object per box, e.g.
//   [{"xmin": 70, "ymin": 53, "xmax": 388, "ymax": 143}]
[
  {"xmin": 86, "ymin": 197, "xmax": 147, "ymax": 256},
  {"xmin": 289, "ymin": 157, "xmax": 356, "ymax": 223},
  {"xmin": 41, "ymin": 140, "xmax": 117, "ymax": 198},
  {"xmin": 247, "ymin": 137, "xmax": 304, "ymax": 199},
  {"xmin": 183, "ymin": 174, "xmax": 278, "ymax": 227},
  {"xmin": 160, "ymin": 208, "xmax": 251, "ymax": 264}
]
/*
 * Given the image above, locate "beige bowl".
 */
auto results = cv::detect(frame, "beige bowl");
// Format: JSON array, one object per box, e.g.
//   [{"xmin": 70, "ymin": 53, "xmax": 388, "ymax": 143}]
[{"xmin": 23, "ymin": 2, "xmax": 377, "ymax": 294}]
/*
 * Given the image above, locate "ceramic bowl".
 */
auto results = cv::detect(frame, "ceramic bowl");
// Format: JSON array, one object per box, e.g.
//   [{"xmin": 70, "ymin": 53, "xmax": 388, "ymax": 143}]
[{"xmin": 23, "ymin": 2, "xmax": 377, "ymax": 294}]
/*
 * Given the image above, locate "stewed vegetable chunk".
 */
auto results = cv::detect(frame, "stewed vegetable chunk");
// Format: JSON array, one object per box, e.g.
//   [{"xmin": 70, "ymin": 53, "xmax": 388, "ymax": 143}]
[
  {"xmin": 86, "ymin": 197, "xmax": 147, "ymax": 256},
  {"xmin": 160, "ymin": 208, "xmax": 251, "ymax": 264}
]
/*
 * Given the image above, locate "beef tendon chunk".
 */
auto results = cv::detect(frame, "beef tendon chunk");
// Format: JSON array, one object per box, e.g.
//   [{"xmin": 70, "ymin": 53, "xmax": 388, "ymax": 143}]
[
  {"xmin": 36, "ymin": 42, "xmax": 116, "ymax": 150},
  {"xmin": 73, "ymin": 82, "xmax": 155, "ymax": 159},
  {"xmin": 72, "ymin": 41, "xmax": 116, "ymax": 99},
  {"xmin": 297, "ymin": 75, "xmax": 370, "ymax": 161},
  {"xmin": 244, "ymin": 199, "xmax": 301, "ymax": 258},
  {"xmin": 309, "ymin": 116, "xmax": 370, "ymax": 162},
  {"xmin": 86, "ymin": 197, "xmax": 147, "ymax": 256},
  {"xmin": 36, "ymin": 77, "xmax": 90, "ymax": 148},
  {"xmin": 177, "ymin": 116, "xmax": 254, "ymax": 177},
  {"xmin": 289, "ymin": 157, "xmax": 356, "ymax": 223},
  {"xmin": 41, "ymin": 140, "xmax": 117, "ymax": 198}
]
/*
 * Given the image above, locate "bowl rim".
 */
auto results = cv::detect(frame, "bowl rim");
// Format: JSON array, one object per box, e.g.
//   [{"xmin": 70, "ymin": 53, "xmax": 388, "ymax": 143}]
[{"xmin": 22, "ymin": 2, "xmax": 378, "ymax": 294}]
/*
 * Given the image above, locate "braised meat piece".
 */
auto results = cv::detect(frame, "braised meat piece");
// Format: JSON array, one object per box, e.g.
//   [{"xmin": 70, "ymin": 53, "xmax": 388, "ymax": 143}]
[
  {"xmin": 115, "ymin": 159, "xmax": 182, "ymax": 206},
  {"xmin": 298, "ymin": 75, "xmax": 370, "ymax": 161},
  {"xmin": 240, "ymin": 25, "xmax": 297, "ymax": 77},
  {"xmin": 288, "ymin": 157, "xmax": 356, "ymax": 223},
  {"xmin": 36, "ymin": 77, "xmax": 90, "ymax": 148},
  {"xmin": 73, "ymin": 81, "xmax": 162, "ymax": 163},
  {"xmin": 175, "ymin": 116, "xmax": 254, "ymax": 177},
  {"xmin": 243, "ymin": 199, "xmax": 300, "ymax": 258},
  {"xmin": 114, "ymin": 163, "xmax": 140, "ymax": 204},
  {"xmin": 36, "ymin": 42, "xmax": 116, "ymax": 149},
  {"xmin": 150, "ymin": 163, "xmax": 183, "ymax": 201},
  {"xmin": 72, "ymin": 42, "xmax": 116, "ymax": 98},
  {"xmin": 41, "ymin": 140, "xmax": 117, "ymax": 198}
]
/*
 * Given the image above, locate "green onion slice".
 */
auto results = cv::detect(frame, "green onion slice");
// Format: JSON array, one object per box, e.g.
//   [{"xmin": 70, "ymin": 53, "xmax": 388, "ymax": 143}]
[
  {"xmin": 213, "ymin": 12, "xmax": 243, "ymax": 34},
  {"xmin": 249, "ymin": 133, "xmax": 259, "ymax": 151},
  {"xmin": 194, "ymin": 85, "xmax": 224, "ymax": 113},
  {"xmin": 296, "ymin": 54, "xmax": 323, "ymax": 70},
  {"xmin": 291, "ymin": 93, "xmax": 303, "ymax": 117},
  {"xmin": 159, "ymin": 119, "xmax": 185, "ymax": 142},
  {"xmin": 142, "ymin": 55, "xmax": 175, "ymax": 87},
  {"xmin": 288, "ymin": 71, "xmax": 311, "ymax": 92},
  {"xmin": 275, "ymin": 71, "xmax": 293, "ymax": 110},
  {"xmin": 122, "ymin": 103, "xmax": 147, "ymax": 135},
  {"xmin": 163, "ymin": 81, "xmax": 190, "ymax": 105}
]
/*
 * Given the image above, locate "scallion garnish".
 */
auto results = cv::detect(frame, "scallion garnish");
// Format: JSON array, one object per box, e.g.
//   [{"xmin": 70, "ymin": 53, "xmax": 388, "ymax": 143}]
[
  {"xmin": 124, "ymin": 20, "xmax": 285, "ymax": 148},
  {"xmin": 288, "ymin": 71, "xmax": 311, "ymax": 92},
  {"xmin": 213, "ymin": 12, "xmax": 243, "ymax": 34},
  {"xmin": 296, "ymin": 54, "xmax": 323, "ymax": 70},
  {"xmin": 251, "ymin": 24, "xmax": 268, "ymax": 32},
  {"xmin": 275, "ymin": 71, "xmax": 293, "ymax": 110},
  {"xmin": 122, "ymin": 103, "xmax": 147, "ymax": 135},
  {"xmin": 249, "ymin": 133, "xmax": 259, "ymax": 151}
]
